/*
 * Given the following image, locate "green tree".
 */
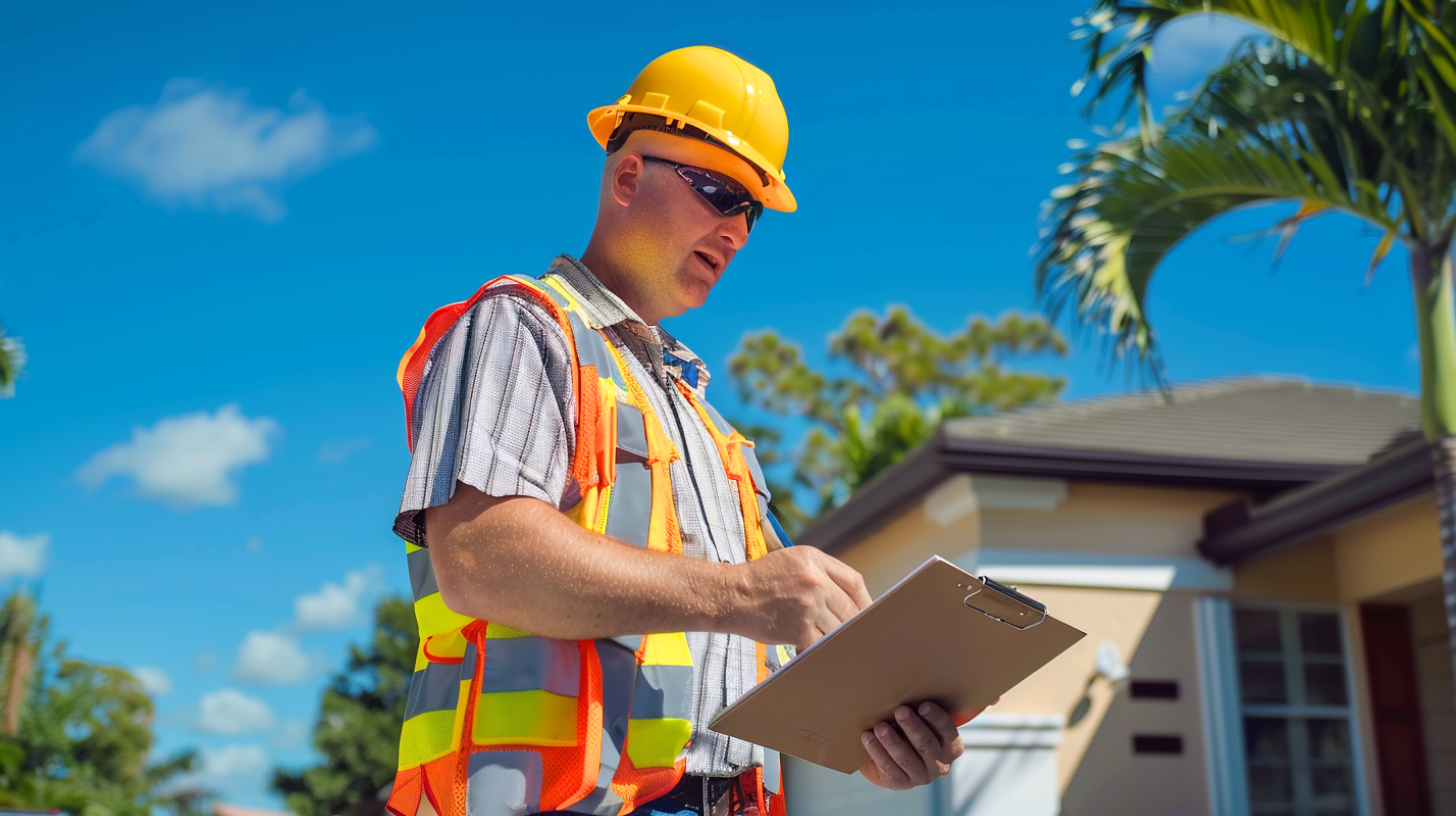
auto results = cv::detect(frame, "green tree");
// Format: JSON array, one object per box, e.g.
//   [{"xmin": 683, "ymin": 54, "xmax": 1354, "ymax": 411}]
[
  {"xmin": 729, "ymin": 308, "xmax": 1067, "ymax": 531},
  {"xmin": 0, "ymin": 590, "xmax": 206, "ymax": 815},
  {"xmin": 273, "ymin": 597, "xmax": 418, "ymax": 816},
  {"xmin": 0, "ymin": 327, "xmax": 24, "ymax": 398},
  {"xmin": 1037, "ymin": 0, "xmax": 1456, "ymax": 697}
]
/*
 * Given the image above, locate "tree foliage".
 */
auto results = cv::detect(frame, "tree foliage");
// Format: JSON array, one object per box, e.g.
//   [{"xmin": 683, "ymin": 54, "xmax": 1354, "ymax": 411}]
[
  {"xmin": 0, "ymin": 590, "xmax": 205, "ymax": 816},
  {"xmin": 273, "ymin": 596, "xmax": 418, "ymax": 816},
  {"xmin": 0, "ymin": 327, "xmax": 22, "ymax": 398},
  {"xmin": 729, "ymin": 308, "xmax": 1067, "ymax": 530}
]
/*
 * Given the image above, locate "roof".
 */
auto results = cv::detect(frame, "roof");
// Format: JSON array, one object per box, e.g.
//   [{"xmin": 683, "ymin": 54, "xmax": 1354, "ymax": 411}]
[
  {"xmin": 800, "ymin": 377, "xmax": 1422, "ymax": 554},
  {"xmin": 943, "ymin": 377, "xmax": 1418, "ymax": 466}
]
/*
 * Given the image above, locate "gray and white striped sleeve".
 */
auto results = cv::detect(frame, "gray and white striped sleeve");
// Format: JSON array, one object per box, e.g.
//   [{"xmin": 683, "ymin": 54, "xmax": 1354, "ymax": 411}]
[{"xmin": 393, "ymin": 290, "xmax": 577, "ymax": 545}]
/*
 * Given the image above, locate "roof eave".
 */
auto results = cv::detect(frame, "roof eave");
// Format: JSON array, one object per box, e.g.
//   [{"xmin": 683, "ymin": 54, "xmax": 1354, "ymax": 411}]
[
  {"xmin": 798, "ymin": 433, "xmax": 1349, "ymax": 555},
  {"xmin": 1197, "ymin": 438, "xmax": 1432, "ymax": 565}
]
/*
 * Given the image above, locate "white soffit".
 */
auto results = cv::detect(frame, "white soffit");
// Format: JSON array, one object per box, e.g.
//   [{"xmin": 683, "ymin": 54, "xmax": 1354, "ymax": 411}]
[
  {"xmin": 958, "ymin": 549, "xmax": 1233, "ymax": 592},
  {"xmin": 922, "ymin": 474, "xmax": 1068, "ymax": 528}
]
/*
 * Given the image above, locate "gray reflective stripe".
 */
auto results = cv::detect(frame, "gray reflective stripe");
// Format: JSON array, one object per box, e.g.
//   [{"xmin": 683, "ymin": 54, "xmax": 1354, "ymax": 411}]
[
  {"xmin": 741, "ymin": 443, "xmax": 771, "ymax": 501},
  {"xmin": 480, "ymin": 636, "xmax": 580, "ymax": 697},
  {"xmin": 404, "ymin": 661, "xmax": 462, "ymax": 720},
  {"xmin": 610, "ymin": 634, "xmax": 643, "ymax": 652},
  {"xmin": 631, "ymin": 663, "xmax": 693, "ymax": 721},
  {"xmin": 616, "ymin": 401, "xmax": 648, "ymax": 460},
  {"xmin": 466, "ymin": 750, "xmax": 543, "ymax": 816},
  {"xmin": 407, "ymin": 547, "xmax": 438, "ymax": 602},
  {"xmin": 762, "ymin": 748, "xmax": 782, "ymax": 794},
  {"xmin": 699, "ymin": 399, "xmax": 737, "ymax": 437},
  {"xmin": 603, "ymin": 461, "xmax": 652, "ymax": 548},
  {"xmin": 565, "ymin": 311, "xmax": 628, "ymax": 393}
]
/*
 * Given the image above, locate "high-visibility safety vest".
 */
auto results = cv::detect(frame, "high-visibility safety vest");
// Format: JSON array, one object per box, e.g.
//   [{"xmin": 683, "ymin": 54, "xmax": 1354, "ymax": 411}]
[{"xmin": 387, "ymin": 272, "xmax": 790, "ymax": 816}]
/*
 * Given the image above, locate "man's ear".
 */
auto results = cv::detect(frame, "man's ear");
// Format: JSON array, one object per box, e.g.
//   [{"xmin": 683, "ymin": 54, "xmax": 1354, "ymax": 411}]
[{"xmin": 610, "ymin": 153, "xmax": 645, "ymax": 207}]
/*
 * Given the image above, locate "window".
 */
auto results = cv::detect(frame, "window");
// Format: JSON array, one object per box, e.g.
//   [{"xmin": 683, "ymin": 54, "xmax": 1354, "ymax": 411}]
[{"xmin": 1233, "ymin": 608, "xmax": 1358, "ymax": 816}]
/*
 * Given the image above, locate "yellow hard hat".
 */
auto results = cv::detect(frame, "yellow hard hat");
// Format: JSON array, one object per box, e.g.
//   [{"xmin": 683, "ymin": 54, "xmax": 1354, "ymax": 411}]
[{"xmin": 588, "ymin": 46, "xmax": 796, "ymax": 213}]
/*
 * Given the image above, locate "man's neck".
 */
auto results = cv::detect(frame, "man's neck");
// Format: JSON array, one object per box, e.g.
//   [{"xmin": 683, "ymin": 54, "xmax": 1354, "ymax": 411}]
[{"xmin": 577, "ymin": 244, "xmax": 660, "ymax": 326}]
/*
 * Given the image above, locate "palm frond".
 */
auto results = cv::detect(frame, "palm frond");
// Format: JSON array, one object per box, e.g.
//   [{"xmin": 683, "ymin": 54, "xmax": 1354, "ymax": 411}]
[
  {"xmin": 1035, "ymin": 123, "xmax": 1393, "ymax": 370},
  {"xmin": 1075, "ymin": 0, "xmax": 1368, "ymax": 141}
]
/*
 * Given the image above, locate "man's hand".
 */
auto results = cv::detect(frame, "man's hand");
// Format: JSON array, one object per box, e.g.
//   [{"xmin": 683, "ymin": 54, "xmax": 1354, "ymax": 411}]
[
  {"xmin": 723, "ymin": 547, "xmax": 873, "ymax": 651},
  {"xmin": 858, "ymin": 702, "xmax": 972, "ymax": 790}
]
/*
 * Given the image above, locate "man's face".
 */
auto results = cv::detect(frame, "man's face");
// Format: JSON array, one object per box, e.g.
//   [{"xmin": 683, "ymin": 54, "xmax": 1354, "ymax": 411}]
[{"xmin": 608, "ymin": 130, "xmax": 763, "ymax": 319}]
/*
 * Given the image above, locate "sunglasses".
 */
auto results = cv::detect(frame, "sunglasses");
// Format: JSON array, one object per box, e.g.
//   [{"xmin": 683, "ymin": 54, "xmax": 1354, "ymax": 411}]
[{"xmin": 640, "ymin": 155, "xmax": 764, "ymax": 234}]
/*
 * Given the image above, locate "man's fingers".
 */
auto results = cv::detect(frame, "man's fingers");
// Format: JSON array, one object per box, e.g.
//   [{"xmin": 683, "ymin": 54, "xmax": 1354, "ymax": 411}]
[
  {"xmin": 916, "ymin": 702, "xmax": 960, "ymax": 745},
  {"xmin": 896, "ymin": 708, "xmax": 942, "ymax": 756},
  {"xmin": 823, "ymin": 585, "xmax": 860, "ymax": 627},
  {"xmin": 860, "ymin": 728, "xmax": 910, "ymax": 789},
  {"xmin": 870, "ymin": 721, "xmax": 928, "ymax": 786},
  {"xmin": 820, "ymin": 556, "xmax": 873, "ymax": 611}
]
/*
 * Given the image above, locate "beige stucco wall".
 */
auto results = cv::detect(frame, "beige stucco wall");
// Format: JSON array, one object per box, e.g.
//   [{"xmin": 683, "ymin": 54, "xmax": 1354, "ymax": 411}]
[{"xmin": 1332, "ymin": 493, "xmax": 1441, "ymax": 601}]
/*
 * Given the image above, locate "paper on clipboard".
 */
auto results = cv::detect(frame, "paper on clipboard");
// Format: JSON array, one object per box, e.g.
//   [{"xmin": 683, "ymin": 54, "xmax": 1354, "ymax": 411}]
[{"xmin": 708, "ymin": 556, "xmax": 1085, "ymax": 774}]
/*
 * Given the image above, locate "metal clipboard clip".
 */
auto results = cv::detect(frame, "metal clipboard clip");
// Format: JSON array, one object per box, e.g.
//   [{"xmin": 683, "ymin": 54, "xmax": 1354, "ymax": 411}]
[{"xmin": 957, "ymin": 577, "xmax": 1048, "ymax": 631}]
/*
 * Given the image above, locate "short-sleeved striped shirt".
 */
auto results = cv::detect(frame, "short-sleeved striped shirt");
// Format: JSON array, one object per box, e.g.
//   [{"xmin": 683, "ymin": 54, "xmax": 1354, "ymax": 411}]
[{"xmin": 395, "ymin": 254, "xmax": 764, "ymax": 779}]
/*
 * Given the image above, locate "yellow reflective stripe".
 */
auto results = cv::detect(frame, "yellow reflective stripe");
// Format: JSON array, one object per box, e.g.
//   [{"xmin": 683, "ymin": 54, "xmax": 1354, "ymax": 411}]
[
  {"xmin": 472, "ymin": 689, "xmax": 578, "ymax": 746},
  {"xmin": 414, "ymin": 592, "xmax": 473, "ymax": 639},
  {"xmin": 397, "ymin": 680, "xmax": 468, "ymax": 768},
  {"xmin": 625, "ymin": 718, "xmax": 692, "ymax": 768},
  {"xmin": 640, "ymin": 632, "xmax": 692, "ymax": 666},
  {"xmin": 405, "ymin": 541, "xmax": 423, "ymax": 554},
  {"xmin": 484, "ymin": 622, "xmax": 535, "ymax": 639},
  {"xmin": 414, "ymin": 642, "xmax": 429, "ymax": 672}
]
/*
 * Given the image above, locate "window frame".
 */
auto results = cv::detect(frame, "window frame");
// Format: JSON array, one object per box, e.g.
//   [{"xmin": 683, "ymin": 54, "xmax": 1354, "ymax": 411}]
[{"xmin": 1196, "ymin": 598, "xmax": 1372, "ymax": 816}]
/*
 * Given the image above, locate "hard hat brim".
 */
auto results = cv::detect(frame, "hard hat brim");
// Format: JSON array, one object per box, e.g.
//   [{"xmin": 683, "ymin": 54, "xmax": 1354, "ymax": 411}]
[{"xmin": 588, "ymin": 104, "xmax": 797, "ymax": 213}]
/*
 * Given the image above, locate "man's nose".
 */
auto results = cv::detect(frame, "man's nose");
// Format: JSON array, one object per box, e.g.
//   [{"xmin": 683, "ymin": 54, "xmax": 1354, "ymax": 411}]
[{"xmin": 719, "ymin": 213, "xmax": 748, "ymax": 250}]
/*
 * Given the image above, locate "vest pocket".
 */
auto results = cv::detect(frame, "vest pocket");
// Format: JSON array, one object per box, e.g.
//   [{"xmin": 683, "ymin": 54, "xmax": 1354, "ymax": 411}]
[{"xmin": 472, "ymin": 633, "xmax": 582, "ymax": 748}]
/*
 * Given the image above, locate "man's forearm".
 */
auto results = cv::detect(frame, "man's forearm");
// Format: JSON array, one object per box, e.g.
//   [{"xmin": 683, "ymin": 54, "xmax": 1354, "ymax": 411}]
[{"xmin": 425, "ymin": 484, "xmax": 745, "ymax": 640}]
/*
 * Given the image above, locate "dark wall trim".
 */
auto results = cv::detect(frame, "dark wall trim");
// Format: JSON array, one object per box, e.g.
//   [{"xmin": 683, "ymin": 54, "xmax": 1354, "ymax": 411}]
[
  {"xmin": 1198, "ymin": 439, "xmax": 1432, "ymax": 565},
  {"xmin": 798, "ymin": 429, "xmax": 1351, "ymax": 554}
]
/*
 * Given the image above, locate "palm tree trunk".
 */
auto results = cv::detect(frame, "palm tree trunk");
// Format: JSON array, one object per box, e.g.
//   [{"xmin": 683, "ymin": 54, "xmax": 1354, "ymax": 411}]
[{"xmin": 1411, "ymin": 242, "xmax": 1456, "ymax": 705}]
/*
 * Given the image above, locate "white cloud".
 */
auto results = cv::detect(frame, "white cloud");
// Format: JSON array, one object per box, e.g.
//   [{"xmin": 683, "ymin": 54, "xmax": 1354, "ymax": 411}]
[
  {"xmin": 0, "ymin": 532, "xmax": 48, "ymax": 580},
  {"xmin": 1149, "ymin": 14, "xmax": 1265, "ymax": 89},
  {"xmin": 201, "ymin": 743, "xmax": 271, "ymax": 777},
  {"xmin": 317, "ymin": 437, "xmax": 371, "ymax": 464},
  {"xmin": 76, "ymin": 80, "xmax": 377, "ymax": 222},
  {"xmin": 195, "ymin": 651, "xmax": 218, "ymax": 672},
  {"xmin": 293, "ymin": 566, "xmax": 382, "ymax": 632},
  {"xmin": 272, "ymin": 718, "xmax": 311, "ymax": 750},
  {"xmin": 193, "ymin": 688, "xmax": 276, "ymax": 734},
  {"xmin": 245, "ymin": 535, "xmax": 264, "ymax": 554},
  {"xmin": 78, "ymin": 404, "xmax": 279, "ymax": 509},
  {"xmin": 132, "ymin": 666, "xmax": 173, "ymax": 697},
  {"xmin": 232, "ymin": 630, "xmax": 312, "ymax": 685}
]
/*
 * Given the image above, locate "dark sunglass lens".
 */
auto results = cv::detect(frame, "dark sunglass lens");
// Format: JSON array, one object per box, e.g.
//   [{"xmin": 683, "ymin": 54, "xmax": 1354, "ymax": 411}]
[{"xmin": 679, "ymin": 168, "xmax": 747, "ymax": 211}]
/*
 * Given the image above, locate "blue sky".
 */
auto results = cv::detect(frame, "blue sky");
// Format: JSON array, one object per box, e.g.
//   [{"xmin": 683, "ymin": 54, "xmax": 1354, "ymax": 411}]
[{"xmin": 0, "ymin": 0, "xmax": 1415, "ymax": 806}]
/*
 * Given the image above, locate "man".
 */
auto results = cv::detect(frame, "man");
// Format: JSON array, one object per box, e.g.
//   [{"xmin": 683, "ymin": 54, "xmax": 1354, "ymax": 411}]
[{"xmin": 387, "ymin": 46, "xmax": 971, "ymax": 816}]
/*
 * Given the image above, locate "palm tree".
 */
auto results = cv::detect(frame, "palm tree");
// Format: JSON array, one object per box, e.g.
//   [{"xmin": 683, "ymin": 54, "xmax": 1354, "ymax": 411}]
[{"xmin": 1036, "ymin": 0, "xmax": 1456, "ymax": 696}]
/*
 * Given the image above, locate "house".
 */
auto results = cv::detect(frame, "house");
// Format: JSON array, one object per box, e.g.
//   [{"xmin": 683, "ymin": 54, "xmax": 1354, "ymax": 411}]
[{"xmin": 782, "ymin": 377, "xmax": 1451, "ymax": 816}]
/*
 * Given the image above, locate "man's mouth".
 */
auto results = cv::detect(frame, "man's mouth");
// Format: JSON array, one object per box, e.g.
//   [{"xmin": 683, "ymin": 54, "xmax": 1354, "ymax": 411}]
[{"xmin": 693, "ymin": 250, "xmax": 721, "ymax": 275}]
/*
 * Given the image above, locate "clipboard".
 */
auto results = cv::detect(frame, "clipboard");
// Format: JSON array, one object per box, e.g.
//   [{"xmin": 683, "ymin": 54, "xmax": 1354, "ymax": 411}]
[{"xmin": 708, "ymin": 556, "xmax": 1086, "ymax": 773}]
